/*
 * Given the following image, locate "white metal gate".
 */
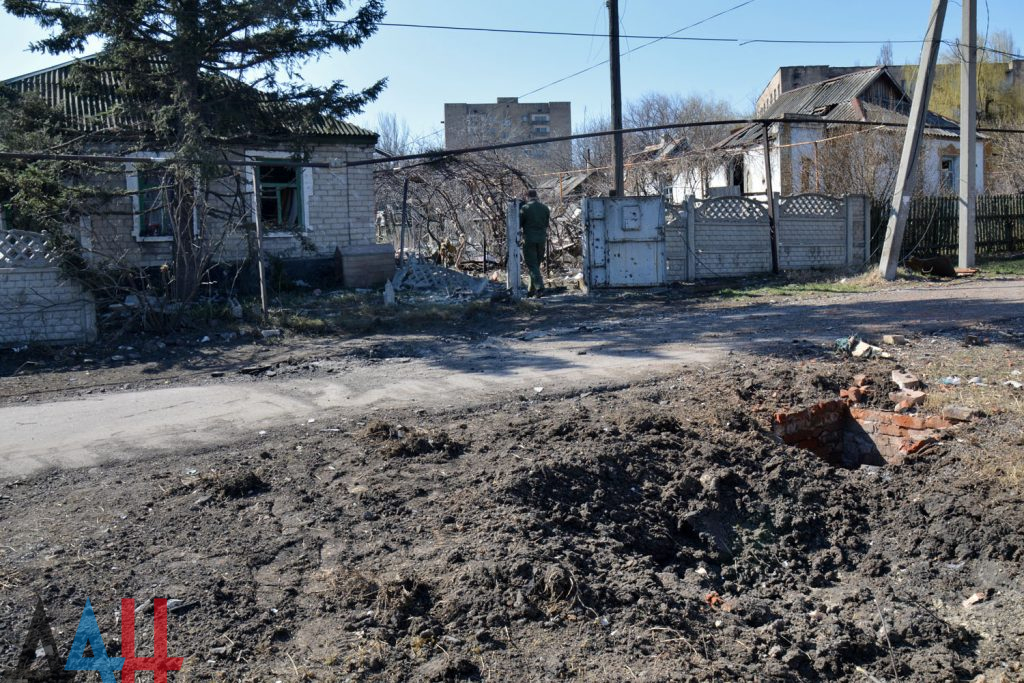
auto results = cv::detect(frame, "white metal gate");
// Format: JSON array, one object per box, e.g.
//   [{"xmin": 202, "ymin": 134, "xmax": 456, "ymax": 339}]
[{"xmin": 582, "ymin": 197, "xmax": 666, "ymax": 288}]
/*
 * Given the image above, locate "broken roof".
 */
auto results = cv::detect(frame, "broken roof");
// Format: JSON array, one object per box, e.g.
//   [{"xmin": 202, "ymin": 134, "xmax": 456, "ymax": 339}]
[
  {"xmin": 2, "ymin": 56, "xmax": 377, "ymax": 142},
  {"xmin": 720, "ymin": 67, "xmax": 963, "ymax": 148}
]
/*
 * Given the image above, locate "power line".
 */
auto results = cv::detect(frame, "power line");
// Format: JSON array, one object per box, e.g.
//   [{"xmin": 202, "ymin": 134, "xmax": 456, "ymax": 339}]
[
  {"xmin": 24, "ymin": 2, "xmax": 1024, "ymax": 60},
  {"xmin": 2, "ymin": 116, "xmax": 1024, "ymax": 171},
  {"xmin": 376, "ymin": 22, "xmax": 734, "ymax": 43},
  {"xmin": 517, "ymin": 0, "xmax": 760, "ymax": 99}
]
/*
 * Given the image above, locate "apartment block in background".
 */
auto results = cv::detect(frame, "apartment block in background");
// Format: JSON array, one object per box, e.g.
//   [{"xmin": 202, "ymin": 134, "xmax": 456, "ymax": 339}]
[{"xmin": 444, "ymin": 97, "xmax": 572, "ymax": 168}]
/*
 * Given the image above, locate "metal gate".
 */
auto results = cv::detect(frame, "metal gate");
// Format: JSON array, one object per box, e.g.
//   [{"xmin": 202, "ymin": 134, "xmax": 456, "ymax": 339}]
[{"xmin": 582, "ymin": 196, "xmax": 666, "ymax": 288}]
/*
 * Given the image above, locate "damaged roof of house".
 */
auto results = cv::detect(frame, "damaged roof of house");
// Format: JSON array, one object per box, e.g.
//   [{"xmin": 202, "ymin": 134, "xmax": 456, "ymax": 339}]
[
  {"xmin": 2, "ymin": 56, "xmax": 377, "ymax": 142},
  {"xmin": 719, "ymin": 66, "xmax": 964, "ymax": 148}
]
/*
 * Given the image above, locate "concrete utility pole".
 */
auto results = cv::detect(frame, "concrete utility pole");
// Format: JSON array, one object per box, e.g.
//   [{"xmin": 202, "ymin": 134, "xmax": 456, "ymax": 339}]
[
  {"xmin": 761, "ymin": 122, "xmax": 779, "ymax": 274},
  {"xmin": 878, "ymin": 0, "xmax": 949, "ymax": 280},
  {"xmin": 607, "ymin": 0, "xmax": 625, "ymax": 197},
  {"xmin": 959, "ymin": 0, "xmax": 978, "ymax": 268}
]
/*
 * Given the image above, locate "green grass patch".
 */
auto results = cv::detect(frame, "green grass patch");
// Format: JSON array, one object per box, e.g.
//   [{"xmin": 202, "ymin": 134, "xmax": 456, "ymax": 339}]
[
  {"xmin": 713, "ymin": 278, "xmax": 872, "ymax": 300},
  {"xmin": 978, "ymin": 256, "xmax": 1024, "ymax": 275}
]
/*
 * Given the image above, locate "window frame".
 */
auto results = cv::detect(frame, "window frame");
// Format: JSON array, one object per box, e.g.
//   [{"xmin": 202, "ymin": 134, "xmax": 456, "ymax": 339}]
[
  {"xmin": 126, "ymin": 152, "xmax": 175, "ymax": 243},
  {"xmin": 245, "ymin": 150, "xmax": 314, "ymax": 237}
]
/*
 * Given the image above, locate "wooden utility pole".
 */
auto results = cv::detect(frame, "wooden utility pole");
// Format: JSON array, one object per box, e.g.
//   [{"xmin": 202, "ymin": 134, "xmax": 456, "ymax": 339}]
[
  {"xmin": 252, "ymin": 170, "xmax": 269, "ymax": 318},
  {"xmin": 959, "ymin": 0, "xmax": 978, "ymax": 268},
  {"xmin": 608, "ymin": 0, "xmax": 625, "ymax": 196},
  {"xmin": 878, "ymin": 0, "xmax": 949, "ymax": 280}
]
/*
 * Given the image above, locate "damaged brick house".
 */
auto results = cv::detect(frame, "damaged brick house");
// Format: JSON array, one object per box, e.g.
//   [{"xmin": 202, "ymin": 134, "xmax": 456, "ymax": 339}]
[
  {"xmin": 2, "ymin": 56, "xmax": 391, "ymax": 289},
  {"xmin": 665, "ymin": 66, "xmax": 987, "ymax": 201}
]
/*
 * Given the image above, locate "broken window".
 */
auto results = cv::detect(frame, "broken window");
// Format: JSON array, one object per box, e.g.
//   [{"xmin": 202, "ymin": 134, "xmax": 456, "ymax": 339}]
[
  {"xmin": 258, "ymin": 163, "xmax": 303, "ymax": 231},
  {"xmin": 940, "ymin": 155, "xmax": 959, "ymax": 194},
  {"xmin": 137, "ymin": 169, "xmax": 174, "ymax": 239}
]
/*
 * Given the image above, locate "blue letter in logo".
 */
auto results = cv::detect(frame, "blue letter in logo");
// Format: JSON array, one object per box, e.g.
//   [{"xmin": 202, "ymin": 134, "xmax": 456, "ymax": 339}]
[{"xmin": 65, "ymin": 599, "xmax": 124, "ymax": 683}]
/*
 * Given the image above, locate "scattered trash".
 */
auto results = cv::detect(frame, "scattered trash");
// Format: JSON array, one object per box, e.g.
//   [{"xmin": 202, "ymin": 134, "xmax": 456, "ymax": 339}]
[
  {"xmin": 963, "ymin": 334, "xmax": 985, "ymax": 347},
  {"xmin": 210, "ymin": 371, "xmax": 224, "ymax": 378},
  {"xmin": 968, "ymin": 376, "xmax": 984, "ymax": 385},
  {"xmin": 1004, "ymin": 380, "xmax": 1024, "ymax": 390},
  {"xmin": 882, "ymin": 334, "xmax": 907, "ymax": 345},
  {"xmin": 383, "ymin": 280, "xmax": 397, "ymax": 306},
  {"xmin": 307, "ymin": 418, "xmax": 316, "ymax": 424},
  {"xmin": 111, "ymin": 355, "xmax": 125, "ymax": 362},
  {"xmin": 199, "ymin": 336, "xmax": 210, "ymax": 344},
  {"xmin": 1011, "ymin": 369, "xmax": 1022, "ymax": 376},
  {"xmin": 258, "ymin": 430, "xmax": 268, "ymax": 436},
  {"xmin": 891, "ymin": 369, "xmax": 922, "ymax": 391},
  {"xmin": 533, "ymin": 387, "xmax": 544, "ymax": 393},
  {"xmin": 260, "ymin": 329, "xmax": 282, "ymax": 339},
  {"xmin": 228, "ymin": 298, "xmax": 243, "ymax": 319},
  {"xmin": 239, "ymin": 365, "xmax": 272, "ymax": 375},
  {"xmin": 837, "ymin": 335, "xmax": 892, "ymax": 359},
  {"xmin": 11, "ymin": 346, "xmax": 27, "ymax": 353},
  {"xmin": 940, "ymin": 376, "xmax": 962, "ymax": 386}
]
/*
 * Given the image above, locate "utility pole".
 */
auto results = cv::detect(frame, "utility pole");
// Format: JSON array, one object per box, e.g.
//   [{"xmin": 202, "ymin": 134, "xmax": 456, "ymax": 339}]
[
  {"xmin": 878, "ymin": 0, "xmax": 948, "ymax": 280},
  {"xmin": 608, "ymin": 0, "xmax": 625, "ymax": 197},
  {"xmin": 761, "ymin": 122, "xmax": 779, "ymax": 274},
  {"xmin": 959, "ymin": 0, "xmax": 977, "ymax": 268}
]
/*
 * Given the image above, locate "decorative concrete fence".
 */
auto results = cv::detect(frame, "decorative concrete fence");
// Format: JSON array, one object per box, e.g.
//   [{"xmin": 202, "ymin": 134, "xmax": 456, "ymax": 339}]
[
  {"xmin": 0, "ymin": 229, "xmax": 97, "ymax": 347},
  {"xmin": 665, "ymin": 193, "xmax": 870, "ymax": 281}
]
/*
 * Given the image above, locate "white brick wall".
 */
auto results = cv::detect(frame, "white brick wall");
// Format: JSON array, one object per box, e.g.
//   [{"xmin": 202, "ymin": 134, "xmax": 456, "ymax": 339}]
[
  {"xmin": 77, "ymin": 142, "xmax": 378, "ymax": 269},
  {"xmin": 0, "ymin": 266, "xmax": 97, "ymax": 346}
]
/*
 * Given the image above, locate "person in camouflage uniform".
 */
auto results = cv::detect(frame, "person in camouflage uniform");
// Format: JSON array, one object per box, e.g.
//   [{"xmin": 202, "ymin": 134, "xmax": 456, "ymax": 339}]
[{"xmin": 519, "ymin": 189, "xmax": 550, "ymax": 296}]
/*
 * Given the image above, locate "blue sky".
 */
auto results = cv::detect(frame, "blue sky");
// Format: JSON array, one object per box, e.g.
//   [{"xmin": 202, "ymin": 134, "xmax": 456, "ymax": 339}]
[{"xmin": 1, "ymin": 0, "xmax": 1022, "ymax": 143}]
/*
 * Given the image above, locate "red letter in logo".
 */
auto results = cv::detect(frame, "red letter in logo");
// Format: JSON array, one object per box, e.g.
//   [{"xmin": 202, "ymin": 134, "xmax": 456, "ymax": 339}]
[{"xmin": 120, "ymin": 598, "xmax": 184, "ymax": 683}]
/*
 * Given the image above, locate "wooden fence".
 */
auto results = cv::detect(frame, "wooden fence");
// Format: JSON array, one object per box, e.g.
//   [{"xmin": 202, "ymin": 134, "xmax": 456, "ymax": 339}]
[{"xmin": 869, "ymin": 194, "xmax": 1024, "ymax": 260}]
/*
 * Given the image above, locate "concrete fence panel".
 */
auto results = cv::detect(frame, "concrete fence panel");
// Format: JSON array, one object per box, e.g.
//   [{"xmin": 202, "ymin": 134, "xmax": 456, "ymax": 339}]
[
  {"xmin": 776, "ymin": 193, "xmax": 848, "ymax": 270},
  {"xmin": 689, "ymin": 196, "xmax": 773, "ymax": 278},
  {"xmin": 0, "ymin": 230, "xmax": 97, "ymax": 347}
]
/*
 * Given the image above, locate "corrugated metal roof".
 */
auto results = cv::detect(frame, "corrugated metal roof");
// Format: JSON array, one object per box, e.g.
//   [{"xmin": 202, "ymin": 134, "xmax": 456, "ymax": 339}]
[
  {"xmin": 2, "ymin": 56, "xmax": 376, "ymax": 140},
  {"xmin": 721, "ymin": 67, "xmax": 964, "ymax": 147}
]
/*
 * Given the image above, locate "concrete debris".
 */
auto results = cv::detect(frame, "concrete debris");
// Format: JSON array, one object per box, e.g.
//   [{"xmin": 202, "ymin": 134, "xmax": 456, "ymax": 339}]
[
  {"xmin": 393, "ymin": 260, "xmax": 489, "ymax": 297},
  {"xmin": 941, "ymin": 405, "xmax": 983, "ymax": 422},
  {"xmin": 962, "ymin": 591, "xmax": 987, "ymax": 608},
  {"xmin": 849, "ymin": 340, "xmax": 891, "ymax": 358},
  {"xmin": 891, "ymin": 369, "xmax": 922, "ymax": 391},
  {"xmin": 852, "ymin": 374, "xmax": 872, "ymax": 387},
  {"xmin": 882, "ymin": 334, "xmax": 907, "ymax": 345}
]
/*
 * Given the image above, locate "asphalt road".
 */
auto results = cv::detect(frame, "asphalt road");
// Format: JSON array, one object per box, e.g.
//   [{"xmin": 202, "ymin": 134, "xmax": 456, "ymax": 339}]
[{"xmin": 2, "ymin": 279, "xmax": 1021, "ymax": 478}]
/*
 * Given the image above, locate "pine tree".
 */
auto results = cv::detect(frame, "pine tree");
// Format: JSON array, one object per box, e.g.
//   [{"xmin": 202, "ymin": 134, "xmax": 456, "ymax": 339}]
[{"xmin": 3, "ymin": 0, "xmax": 385, "ymax": 300}]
